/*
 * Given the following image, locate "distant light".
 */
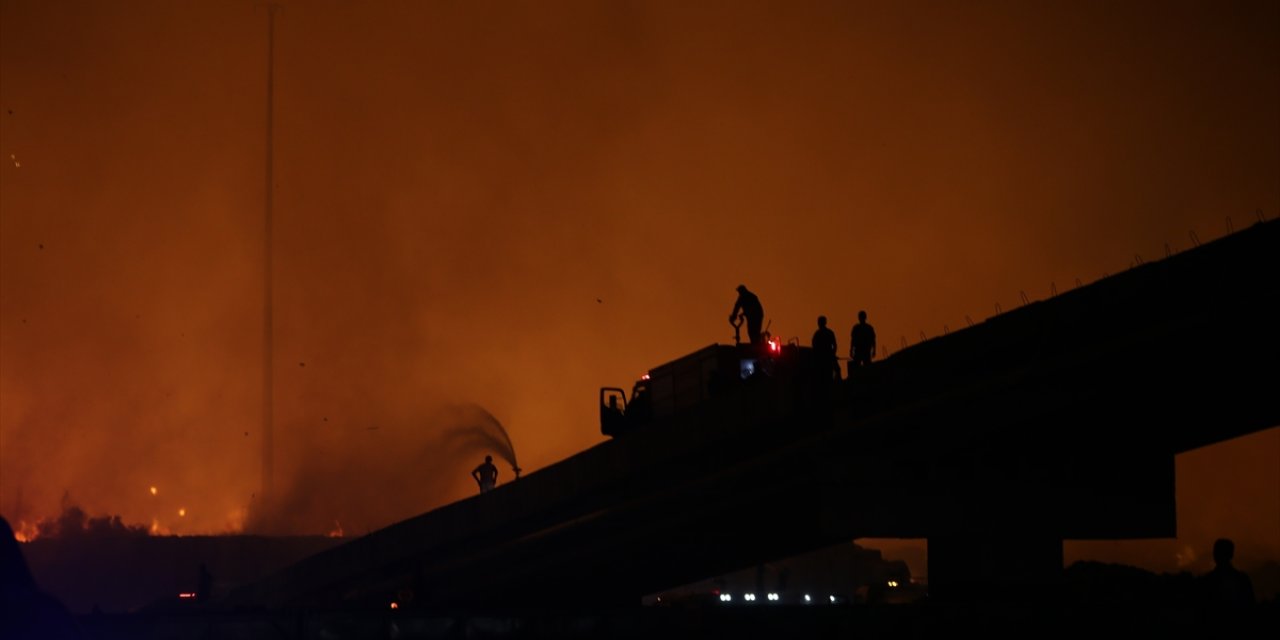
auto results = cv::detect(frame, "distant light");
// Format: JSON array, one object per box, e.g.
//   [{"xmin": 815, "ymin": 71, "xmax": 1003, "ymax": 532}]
[
  {"xmin": 390, "ymin": 602, "xmax": 398, "ymax": 610},
  {"xmin": 720, "ymin": 594, "xmax": 732, "ymax": 602},
  {"xmin": 178, "ymin": 592, "xmax": 196, "ymax": 599},
  {"xmin": 745, "ymin": 593, "xmax": 756, "ymax": 602},
  {"xmin": 829, "ymin": 595, "xmax": 836, "ymax": 603},
  {"xmin": 767, "ymin": 593, "xmax": 779, "ymax": 601},
  {"xmin": 887, "ymin": 580, "xmax": 899, "ymax": 588},
  {"xmin": 150, "ymin": 486, "xmax": 158, "ymax": 496},
  {"xmin": 178, "ymin": 508, "xmax": 186, "ymax": 517},
  {"xmin": 804, "ymin": 594, "xmax": 811, "ymax": 603},
  {"xmin": 641, "ymin": 373, "xmax": 650, "ymax": 380}
]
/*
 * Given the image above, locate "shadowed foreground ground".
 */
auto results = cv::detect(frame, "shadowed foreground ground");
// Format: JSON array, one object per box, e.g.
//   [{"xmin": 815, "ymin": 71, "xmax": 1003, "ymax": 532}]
[{"xmin": 70, "ymin": 599, "xmax": 1278, "ymax": 640}]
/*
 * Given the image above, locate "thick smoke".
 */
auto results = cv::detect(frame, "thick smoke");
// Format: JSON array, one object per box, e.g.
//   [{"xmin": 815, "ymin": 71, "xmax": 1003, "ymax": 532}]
[
  {"xmin": 1, "ymin": 0, "xmax": 1277, "ymax": 569},
  {"xmin": 242, "ymin": 402, "xmax": 519, "ymax": 536},
  {"xmin": 28, "ymin": 502, "xmax": 148, "ymax": 541},
  {"xmin": 438, "ymin": 403, "xmax": 519, "ymax": 475}
]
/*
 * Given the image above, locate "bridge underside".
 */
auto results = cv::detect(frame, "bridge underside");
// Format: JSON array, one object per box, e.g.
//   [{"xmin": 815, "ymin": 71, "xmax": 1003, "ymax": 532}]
[{"xmin": 222, "ymin": 220, "xmax": 1280, "ymax": 610}]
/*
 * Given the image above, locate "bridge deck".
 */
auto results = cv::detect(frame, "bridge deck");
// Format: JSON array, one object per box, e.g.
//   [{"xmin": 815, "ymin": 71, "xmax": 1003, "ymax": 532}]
[{"xmin": 222, "ymin": 220, "xmax": 1280, "ymax": 609}]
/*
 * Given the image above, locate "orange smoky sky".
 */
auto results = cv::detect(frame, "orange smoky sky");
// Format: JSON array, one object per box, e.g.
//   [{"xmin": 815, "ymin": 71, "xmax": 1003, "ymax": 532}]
[{"xmin": 1, "ymin": 0, "xmax": 1277, "ymax": 570}]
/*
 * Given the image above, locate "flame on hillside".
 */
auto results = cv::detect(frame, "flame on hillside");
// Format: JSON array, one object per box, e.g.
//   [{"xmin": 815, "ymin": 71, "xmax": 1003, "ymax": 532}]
[
  {"xmin": 13, "ymin": 520, "xmax": 39, "ymax": 542},
  {"xmin": 9, "ymin": 503, "xmax": 254, "ymax": 541}
]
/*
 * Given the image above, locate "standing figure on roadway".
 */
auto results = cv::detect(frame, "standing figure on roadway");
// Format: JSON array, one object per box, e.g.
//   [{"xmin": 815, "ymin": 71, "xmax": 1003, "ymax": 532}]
[
  {"xmin": 812, "ymin": 315, "xmax": 840, "ymax": 381},
  {"xmin": 472, "ymin": 455, "xmax": 499, "ymax": 494},
  {"xmin": 848, "ymin": 310, "xmax": 876, "ymax": 376},
  {"xmin": 730, "ymin": 285, "xmax": 765, "ymax": 346}
]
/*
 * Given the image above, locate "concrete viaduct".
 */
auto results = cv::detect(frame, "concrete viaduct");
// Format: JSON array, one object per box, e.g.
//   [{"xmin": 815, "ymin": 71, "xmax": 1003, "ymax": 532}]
[{"xmin": 223, "ymin": 219, "xmax": 1279, "ymax": 610}]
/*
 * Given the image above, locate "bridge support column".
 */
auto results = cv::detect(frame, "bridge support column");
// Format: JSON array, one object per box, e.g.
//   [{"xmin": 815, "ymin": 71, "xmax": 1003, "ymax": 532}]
[{"xmin": 926, "ymin": 534, "xmax": 1063, "ymax": 603}]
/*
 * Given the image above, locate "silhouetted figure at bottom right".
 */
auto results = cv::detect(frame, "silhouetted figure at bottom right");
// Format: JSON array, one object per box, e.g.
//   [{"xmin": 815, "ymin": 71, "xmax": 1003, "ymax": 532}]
[{"xmin": 1200, "ymin": 538, "xmax": 1255, "ymax": 606}]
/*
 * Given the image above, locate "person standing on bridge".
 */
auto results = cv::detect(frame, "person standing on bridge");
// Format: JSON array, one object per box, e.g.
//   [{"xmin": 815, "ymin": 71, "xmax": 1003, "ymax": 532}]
[
  {"xmin": 848, "ymin": 310, "xmax": 876, "ymax": 377},
  {"xmin": 812, "ymin": 315, "xmax": 840, "ymax": 381},
  {"xmin": 472, "ymin": 455, "xmax": 499, "ymax": 494},
  {"xmin": 730, "ymin": 285, "xmax": 765, "ymax": 346}
]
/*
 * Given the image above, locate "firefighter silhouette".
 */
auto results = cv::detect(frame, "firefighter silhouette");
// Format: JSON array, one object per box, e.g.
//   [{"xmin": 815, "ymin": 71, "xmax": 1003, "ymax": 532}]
[
  {"xmin": 812, "ymin": 315, "xmax": 840, "ymax": 381},
  {"xmin": 848, "ymin": 310, "xmax": 876, "ymax": 376},
  {"xmin": 730, "ymin": 285, "xmax": 765, "ymax": 346},
  {"xmin": 471, "ymin": 455, "xmax": 498, "ymax": 493}
]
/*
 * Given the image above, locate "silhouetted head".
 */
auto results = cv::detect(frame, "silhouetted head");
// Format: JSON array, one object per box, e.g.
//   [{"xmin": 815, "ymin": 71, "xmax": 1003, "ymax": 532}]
[
  {"xmin": 1213, "ymin": 538, "xmax": 1235, "ymax": 566},
  {"xmin": 736, "ymin": 284, "xmax": 747, "ymax": 293},
  {"xmin": 858, "ymin": 310, "xmax": 867, "ymax": 322},
  {"xmin": 485, "ymin": 455, "xmax": 493, "ymax": 463},
  {"xmin": 817, "ymin": 316, "xmax": 827, "ymax": 328}
]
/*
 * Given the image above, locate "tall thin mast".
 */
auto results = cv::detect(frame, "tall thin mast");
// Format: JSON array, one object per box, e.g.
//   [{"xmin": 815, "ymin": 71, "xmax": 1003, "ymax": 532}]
[{"xmin": 261, "ymin": 3, "xmax": 278, "ymax": 523}]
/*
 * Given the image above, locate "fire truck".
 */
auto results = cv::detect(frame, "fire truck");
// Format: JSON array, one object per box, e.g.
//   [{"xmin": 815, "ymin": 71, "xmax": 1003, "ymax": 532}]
[{"xmin": 599, "ymin": 335, "xmax": 822, "ymax": 437}]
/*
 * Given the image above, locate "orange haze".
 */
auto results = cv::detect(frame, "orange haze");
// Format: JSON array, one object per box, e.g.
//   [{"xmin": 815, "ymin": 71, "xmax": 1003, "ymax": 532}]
[{"xmin": 2, "ymin": 0, "xmax": 1277, "ymax": 574}]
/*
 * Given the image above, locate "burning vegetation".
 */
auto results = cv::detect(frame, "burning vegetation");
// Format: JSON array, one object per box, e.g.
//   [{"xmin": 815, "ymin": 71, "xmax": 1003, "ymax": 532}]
[
  {"xmin": 5, "ymin": 401, "xmax": 521, "ymax": 543},
  {"xmin": 13, "ymin": 503, "xmax": 148, "ymax": 542}
]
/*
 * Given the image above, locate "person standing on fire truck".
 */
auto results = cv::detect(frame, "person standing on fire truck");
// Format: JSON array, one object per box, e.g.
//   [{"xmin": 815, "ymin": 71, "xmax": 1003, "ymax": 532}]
[
  {"xmin": 812, "ymin": 315, "xmax": 840, "ymax": 381},
  {"xmin": 848, "ymin": 310, "xmax": 877, "ymax": 376},
  {"xmin": 730, "ymin": 285, "xmax": 765, "ymax": 346}
]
